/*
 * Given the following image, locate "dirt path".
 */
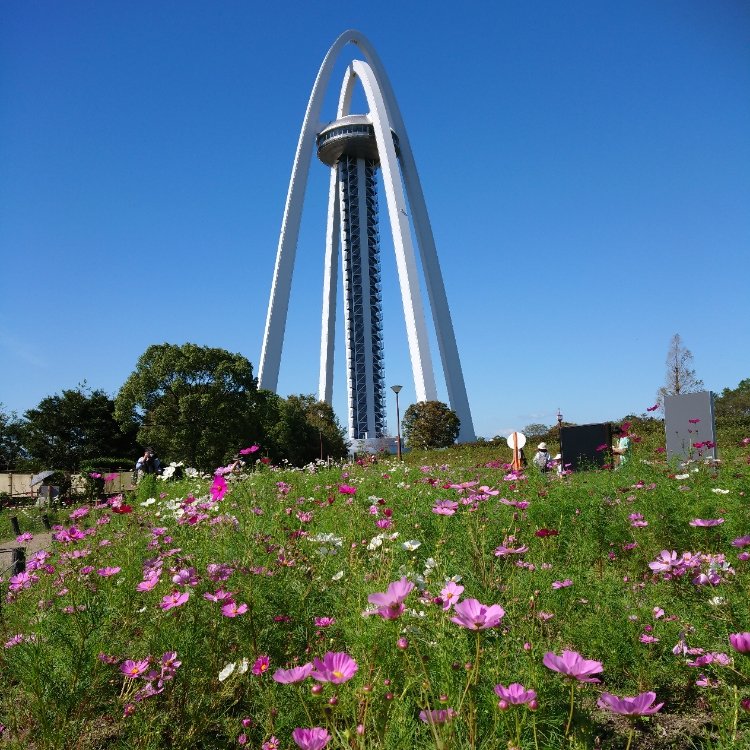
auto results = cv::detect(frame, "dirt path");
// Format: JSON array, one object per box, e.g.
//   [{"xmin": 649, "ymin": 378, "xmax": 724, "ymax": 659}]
[{"xmin": 0, "ymin": 531, "xmax": 54, "ymax": 575}]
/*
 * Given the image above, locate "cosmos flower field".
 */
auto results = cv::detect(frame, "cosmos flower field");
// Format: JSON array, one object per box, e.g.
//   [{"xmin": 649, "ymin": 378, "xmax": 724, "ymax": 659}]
[{"xmin": 2, "ymin": 434, "xmax": 750, "ymax": 749}]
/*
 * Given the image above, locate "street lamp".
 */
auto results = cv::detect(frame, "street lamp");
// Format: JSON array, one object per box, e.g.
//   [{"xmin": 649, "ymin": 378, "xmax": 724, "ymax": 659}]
[
  {"xmin": 391, "ymin": 385, "xmax": 403, "ymax": 460},
  {"xmin": 317, "ymin": 410, "xmax": 325, "ymax": 461}
]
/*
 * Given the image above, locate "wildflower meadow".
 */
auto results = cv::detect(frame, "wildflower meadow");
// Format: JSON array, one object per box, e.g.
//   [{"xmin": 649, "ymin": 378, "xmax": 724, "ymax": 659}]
[{"xmin": 2, "ymin": 428, "xmax": 750, "ymax": 749}]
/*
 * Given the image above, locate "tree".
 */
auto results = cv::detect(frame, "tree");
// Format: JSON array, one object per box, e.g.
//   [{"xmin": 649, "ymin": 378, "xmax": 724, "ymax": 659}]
[
  {"xmin": 115, "ymin": 344, "xmax": 262, "ymax": 471},
  {"xmin": 0, "ymin": 406, "xmax": 27, "ymax": 471},
  {"xmin": 402, "ymin": 401, "xmax": 460, "ymax": 450},
  {"xmin": 265, "ymin": 394, "xmax": 348, "ymax": 466},
  {"xmin": 657, "ymin": 334, "xmax": 704, "ymax": 404},
  {"xmin": 522, "ymin": 423, "xmax": 550, "ymax": 441},
  {"xmin": 19, "ymin": 385, "xmax": 137, "ymax": 471},
  {"xmin": 715, "ymin": 378, "xmax": 750, "ymax": 425}
]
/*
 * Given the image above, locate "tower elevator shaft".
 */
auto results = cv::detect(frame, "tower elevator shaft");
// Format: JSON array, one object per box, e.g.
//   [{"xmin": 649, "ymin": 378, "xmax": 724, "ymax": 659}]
[{"xmin": 338, "ymin": 154, "xmax": 386, "ymax": 440}]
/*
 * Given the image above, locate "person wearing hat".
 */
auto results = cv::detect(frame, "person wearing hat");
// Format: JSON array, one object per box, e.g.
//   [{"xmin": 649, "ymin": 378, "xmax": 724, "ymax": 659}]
[
  {"xmin": 552, "ymin": 453, "xmax": 564, "ymax": 476},
  {"xmin": 533, "ymin": 442, "xmax": 551, "ymax": 472}
]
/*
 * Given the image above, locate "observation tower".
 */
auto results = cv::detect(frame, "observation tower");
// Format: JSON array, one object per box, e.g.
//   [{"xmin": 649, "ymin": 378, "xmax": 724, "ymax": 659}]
[{"xmin": 258, "ymin": 30, "xmax": 476, "ymax": 444}]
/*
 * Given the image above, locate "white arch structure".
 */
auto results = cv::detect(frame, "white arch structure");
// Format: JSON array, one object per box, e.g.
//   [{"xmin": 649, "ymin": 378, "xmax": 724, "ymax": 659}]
[{"xmin": 258, "ymin": 30, "xmax": 475, "ymax": 443}]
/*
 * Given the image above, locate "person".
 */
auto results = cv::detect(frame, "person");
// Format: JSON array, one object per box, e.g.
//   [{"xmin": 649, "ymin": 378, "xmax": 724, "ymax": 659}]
[
  {"xmin": 611, "ymin": 427, "xmax": 631, "ymax": 469},
  {"xmin": 553, "ymin": 453, "xmax": 564, "ymax": 476},
  {"xmin": 532, "ymin": 442, "xmax": 551, "ymax": 472},
  {"xmin": 135, "ymin": 447, "xmax": 162, "ymax": 483}
]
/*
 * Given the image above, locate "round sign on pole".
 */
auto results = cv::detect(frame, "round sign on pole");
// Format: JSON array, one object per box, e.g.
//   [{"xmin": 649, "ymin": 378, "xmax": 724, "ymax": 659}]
[{"xmin": 506, "ymin": 432, "xmax": 527, "ymax": 450}]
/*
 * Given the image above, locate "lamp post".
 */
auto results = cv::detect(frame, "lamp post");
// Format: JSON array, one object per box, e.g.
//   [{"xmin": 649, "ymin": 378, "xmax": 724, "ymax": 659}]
[
  {"xmin": 317, "ymin": 410, "xmax": 325, "ymax": 461},
  {"xmin": 391, "ymin": 385, "xmax": 403, "ymax": 460}
]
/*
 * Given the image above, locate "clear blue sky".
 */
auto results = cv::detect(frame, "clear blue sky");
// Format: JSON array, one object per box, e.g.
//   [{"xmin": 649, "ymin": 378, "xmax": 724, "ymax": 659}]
[{"xmin": 1, "ymin": 1, "xmax": 748, "ymax": 439}]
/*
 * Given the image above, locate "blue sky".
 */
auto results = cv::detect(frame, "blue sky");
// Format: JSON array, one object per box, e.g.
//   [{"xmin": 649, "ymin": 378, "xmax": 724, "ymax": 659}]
[{"xmin": 1, "ymin": 1, "xmax": 748, "ymax": 440}]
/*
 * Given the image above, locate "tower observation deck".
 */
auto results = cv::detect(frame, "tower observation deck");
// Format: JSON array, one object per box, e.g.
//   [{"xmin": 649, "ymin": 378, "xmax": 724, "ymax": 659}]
[{"xmin": 316, "ymin": 115, "xmax": 400, "ymax": 441}]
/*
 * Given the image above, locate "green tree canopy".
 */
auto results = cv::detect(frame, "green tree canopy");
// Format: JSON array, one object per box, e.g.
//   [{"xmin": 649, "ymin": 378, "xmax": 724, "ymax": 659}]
[
  {"xmin": 266, "ymin": 394, "xmax": 348, "ymax": 466},
  {"xmin": 402, "ymin": 400, "xmax": 460, "ymax": 450},
  {"xmin": 715, "ymin": 378, "xmax": 750, "ymax": 426},
  {"xmin": 0, "ymin": 405, "xmax": 27, "ymax": 471},
  {"xmin": 20, "ymin": 385, "xmax": 136, "ymax": 471},
  {"xmin": 115, "ymin": 343, "xmax": 261, "ymax": 471}
]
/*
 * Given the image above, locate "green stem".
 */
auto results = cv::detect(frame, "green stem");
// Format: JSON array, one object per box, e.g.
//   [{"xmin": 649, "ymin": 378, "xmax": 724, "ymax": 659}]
[
  {"xmin": 624, "ymin": 725, "xmax": 634, "ymax": 750},
  {"xmin": 564, "ymin": 681, "xmax": 576, "ymax": 736}
]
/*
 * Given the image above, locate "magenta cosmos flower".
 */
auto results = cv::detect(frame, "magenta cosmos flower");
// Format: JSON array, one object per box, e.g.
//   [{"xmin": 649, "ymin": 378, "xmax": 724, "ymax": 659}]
[
  {"xmin": 729, "ymin": 633, "xmax": 750, "ymax": 654},
  {"xmin": 366, "ymin": 577, "xmax": 415, "ymax": 619},
  {"xmin": 432, "ymin": 499, "xmax": 459, "ymax": 516},
  {"xmin": 494, "ymin": 683, "xmax": 537, "ymax": 706},
  {"xmin": 273, "ymin": 663, "xmax": 314, "ymax": 684},
  {"xmin": 450, "ymin": 598, "xmax": 505, "ymax": 630},
  {"xmin": 310, "ymin": 652, "xmax": 358, "ymax": 683},
  {"xmin": 597, "ymin": 691, "xmax": 663, "ymax": 716},
  {"xmin": 210, "ymin": 475, "xmax": 228, "ymax": 501},
  {"xmin": 419, "ymin": 708, "xmax": 456, "ymax": 724},
  {"xmin": 159, "ymin": 591, "xmax": 190, "ymax": 611},
  {"xmin": 291, "ymin": 727, "xmax": 331, "ymax": 750},
  {"xmin": 543, "ymin": 650, "xmax": 603, "ymax": 683},
  {"xmin": 97, "ymin": 566, "xmax": 121, "ymax": 577},
  {"xmin": 121, "ymin": 658, "xmax": 150, "ymax": 678},
  {"xmin": 221, "ymin": 601, "xmax": 248, "ymax": 617},
  {"xmin": 239, "ymin": 445, "xmax": 260, "ymax": 455},
  {"xmin": 689, "ymin": 518, "xmax": 724, "ymax": 527}
]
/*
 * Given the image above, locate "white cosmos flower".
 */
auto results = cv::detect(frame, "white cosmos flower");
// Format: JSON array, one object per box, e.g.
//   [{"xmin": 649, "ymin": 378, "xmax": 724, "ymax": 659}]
[
  {"xmin": 402, "ymin": 540, "xmax": 421, "ymax": 551},
  {"xmin": 331, "ymin": 570, "xmax": 344, "ymax": 581},
  {"xmin": 218, "ymin": 662, "xmax": 236, "ymax": 682},
  {"xmin": 711, "ymin": 488, "xmax": 729, "ymax": 494},
  {"xmin": 367, "ymin": 534, "xmax": 384, "ymax": 551},
  {"xmin": 674, "ymin": 474, "xmax": 690, "ymax": 480},
  {"xmin": 140, "ymin": 498, "xmax": 156, "ymax": 506},
  {"xmin": 236, "ymin": 658, "xmax": 249, "ymax": 675}
]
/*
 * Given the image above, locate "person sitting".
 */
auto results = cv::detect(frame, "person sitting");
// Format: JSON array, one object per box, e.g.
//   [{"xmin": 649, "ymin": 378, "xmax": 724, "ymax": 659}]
[{"xmin": 135, "ymin": 447, "xmax": 162, "ymax": 483}]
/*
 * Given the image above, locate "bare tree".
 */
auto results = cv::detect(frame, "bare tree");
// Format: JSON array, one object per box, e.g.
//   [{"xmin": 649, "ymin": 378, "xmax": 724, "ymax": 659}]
[{"xmin": 657, "ymin": 333, "xmax": 704, "ymax": 404}]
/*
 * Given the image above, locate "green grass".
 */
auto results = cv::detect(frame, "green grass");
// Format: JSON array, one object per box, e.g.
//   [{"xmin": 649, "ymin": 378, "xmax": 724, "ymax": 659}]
[{"xmin": 1, "ymin": 434, "xmax": 749, "ymax": 749}]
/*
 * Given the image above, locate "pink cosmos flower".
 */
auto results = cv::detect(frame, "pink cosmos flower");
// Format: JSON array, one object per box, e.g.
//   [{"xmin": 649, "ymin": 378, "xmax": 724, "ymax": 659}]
[
  {"xmin": 366, "ymin": 577, "xmax": 415, "ymax": 619},
  {"xmin": 731, "ymin": 536, "xmax": 750, "ymax": 548},
  {"xmin": 419, "ymin": 709, "xmax": 456, "ymax": 724},
  {"xmin": 16, "ymin": 532, "xmax": 33, "ymax": 543},
  {"xmin": 310, "ymin": 652, "xmax": 358, "ymax": 683},
  {"xmin": 543, "ymin": 650, "xmax": 603, "ymax": 683},
  {"xmin": 450, "ymin": 598, "xmax": 505, "ymax": 630},
  {"xmin": 239, "ymin": 445, "xmax": 260, "ymax": 455},
  {"xmin": 440, "ymin": 581, "xmax": 464, "ymax": 610},
  {"xmin": 647, "ymin": 404, "xmax": 659, "ymax": 412},
  {"xmin": 261, "ymin": 737, "xmax": 280, "ymax": 750},
  {"xmin": 159, "ymin": 591, "xmax": 190, "ymax": 611},
  {"xmin": 338, "ymin": 484, "xmax": 357, "ymax": 495},
  {"xmin": 552, "ymin": 579, "xmax": 573, "ymax": 589},
  {"xmin": 494, "ymin": 683, "xmax": 537, "ymax": 706},
  {"xmin": 252, "ymin": 656, "xmax": 270, "ymax": 675},
  {"xmin": 121, "ymin": 659, "xmax": 150, "ymax": 678},
  {"xmin": 221, "ymin": 601, "xmax": 248, "ymax": 617},
  {"xmin": 210, "ymin": 475, "xmax": 228, "ymax": 502},
  {"xmin": 597, "ymin": 691, "xmax": 663, "ymax": 716},
  {"xmin": 494, "ymin": 544, "xmax": 529, "ymax": 556},
  {"xmin": 172, "ymin": 567, "xmax": 200, "ymax": 586},
  {"xmin": 136, "ymin": 575, "xmax": 160, "ymax": 592},
  {"xmin": 291, "ymin": 727, "xmax": 331, "ymax": 750},
  {"xmin": 273, "ymin": 663, "xmax": 314, "ymax": 683},
  {"xmin": 639, "ymin": 634, "xmax": 660, "ymax": 644},
  {"xmin": 314, "ymin": 617, "xmax": 336, "ymax": 627},
  {"xmin": 689, "ymin": 518, "xmax": 724, "ymax": 527},
  {"xmin": 729, "ymin": 633, "xmax": 750, "ymax": 654},
  {"xmin": 432, "ymin": 499, "xmax": 459, "ymax": 516},
  {"xmin": 97, "ymin": 567, "xmax": 121, "ymax": 577},
  {"xmin": 688, "ymin": 418, "xmax": 701, "ymax": 424}
]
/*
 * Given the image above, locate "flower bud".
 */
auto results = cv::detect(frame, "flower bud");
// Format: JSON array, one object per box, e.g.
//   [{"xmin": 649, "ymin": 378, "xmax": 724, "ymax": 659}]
[
  {"xmin": 497, "ymin": 699, "xmax": 509, "ymax": 711},
  {"xmin": 328, "ymin": 696, "xmax": 338, "ymax": 706},
  {"xmin": 397, "ymin": 637, "xmax": 409, "ymax": 650},
  {"xmin": 356, "ymin": 724, "xmax": 365, "ymax": 736},
  {"xmin": 385, "ymin": 692, "xmax": 394, "ymax": 701},
  {"xmin": 311, "ymin": 684, "xmax": 323, "ymax": 695},
  {"xmin": 528, "ymin": 699, "xmax": 539, "ymax": 711}
]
